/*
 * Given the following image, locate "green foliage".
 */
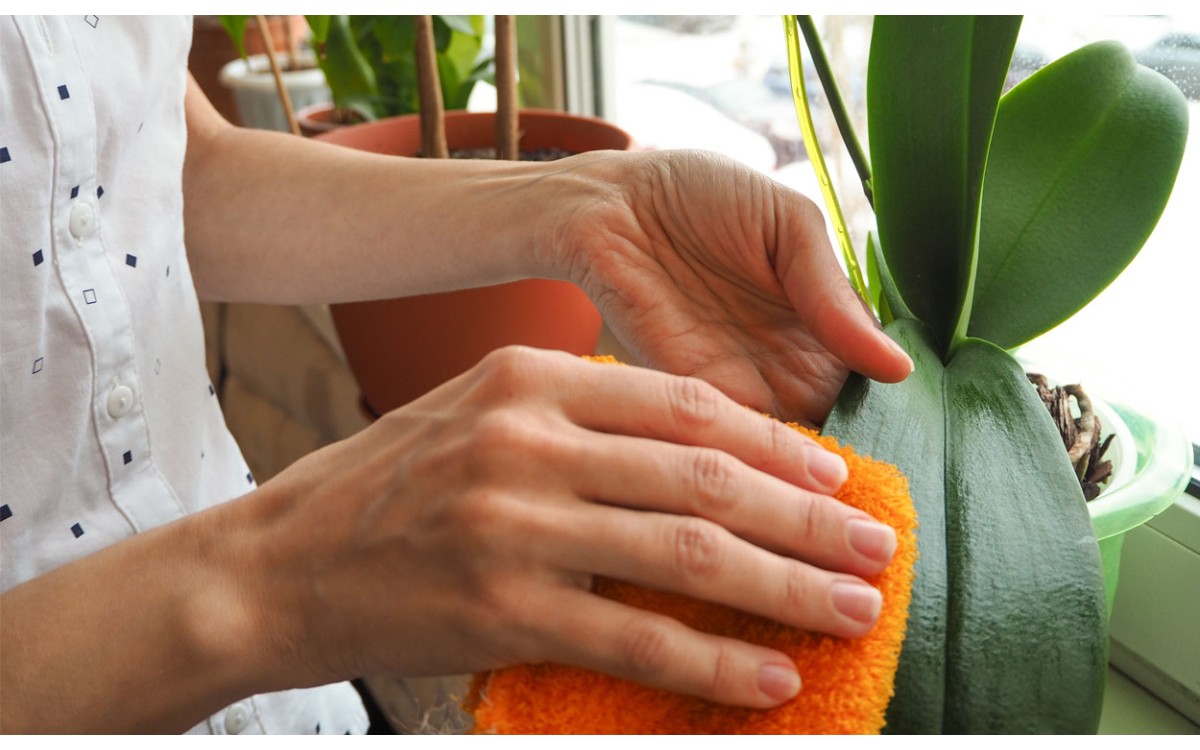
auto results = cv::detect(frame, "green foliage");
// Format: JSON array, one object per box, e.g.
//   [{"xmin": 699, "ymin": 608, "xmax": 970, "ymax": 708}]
[
  {"xmin": 218, "ymin": 15, "xmax": 493, "ymax": 121},
  {"xmin": 971, "ymin": 41, "xmax": 1189, "ymax": 348},
  {"xmin": 868, "ymin": 17, "xmax": 1022, "ymax": 355},
  {"xmin": 791, "ymin": 14, "xmax": 1189, "ymax": 733}
]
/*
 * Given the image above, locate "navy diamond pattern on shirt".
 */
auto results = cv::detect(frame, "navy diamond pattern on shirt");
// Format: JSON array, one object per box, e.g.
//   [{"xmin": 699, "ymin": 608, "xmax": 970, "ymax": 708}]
[
  {"xmin": 83, "ymin": 288, "xmax": 97, "ymax": 305},
  {"xmin": 0, "ymin": 147, "xmax": 10, "ymax": 163},
  {"xmin": 33, "ymin": 249, "xmax": 44, "ymax": 266},
  {"xmin": 58, "ymin": 85, "xmax": 70, "ymax": 100},
  {"xmin": 125, "ymin": 254, "xmax": 137, "ymax": 267},
  {"xmin": 0, "ymin": 504, "xmax": 12, "ymax": 522},
  {"xmin": 97, "ymin": 185, "xmax": 104, "ymax": 198},
  {"xmin": 246, "ymin": 471, "xmax": 254, "ymax": 484},
  {"xmin": 32, "ymin": 357, "xmax": 44, "ymax": 374},
  {"xmin": 84, "ymin": 15, "xmax": 98, "ymax": 28},
  {"xmin": 123, "ymin": 450, "xmax": 132, "ymax": 465},
  {"xmin": 71, "ymin": 523, "xmax": 84, "ymax": 538},
  {"xmin": 70, "ymin": 185, "xmax": 79, "ymax": 199}
]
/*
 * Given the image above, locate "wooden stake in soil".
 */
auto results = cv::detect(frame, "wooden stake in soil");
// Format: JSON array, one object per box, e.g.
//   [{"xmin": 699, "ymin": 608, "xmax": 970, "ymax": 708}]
[
  {"xmin": 494, "ymin": 15, "xmax": 519, "ymax": 161},
  {"xmin": 254, "ymin": 14, "xmax": 300, "ymax": 137},
  {"xmin": 414, "ymin": 15, "xmax": 449, "ymax": 159}
]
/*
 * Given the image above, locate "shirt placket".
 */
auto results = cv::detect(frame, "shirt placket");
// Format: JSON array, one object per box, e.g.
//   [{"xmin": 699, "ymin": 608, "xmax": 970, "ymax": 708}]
[{"xmin": 16, "ymin": 15, "xmax": 185, "ymax": 532}]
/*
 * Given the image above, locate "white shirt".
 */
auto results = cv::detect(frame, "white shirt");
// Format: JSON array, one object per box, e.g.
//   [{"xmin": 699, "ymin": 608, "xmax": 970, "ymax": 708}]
[{"xmin": 0, "ymin": 15, "xmax": 367, "ymax": 734}]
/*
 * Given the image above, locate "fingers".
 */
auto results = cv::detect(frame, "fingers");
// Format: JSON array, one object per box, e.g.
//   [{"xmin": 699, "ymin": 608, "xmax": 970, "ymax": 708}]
[
  {"xmin": 558, "ymin": 355, "xmax": 848, "ymax": 495},
  {"xmin": 775, "ymin": 196, "xmax": 914, "ymax": 383},
  {"xmin": 547, "ymin": 505, "xmax": 881, "ymax": 640},
  {"xmin": 567, "ymin": 430, "xmax": 895, "ymax": 577},
  {"xmin": 532, "ymin": 587, "xmax": 803, "ymax": 708}
]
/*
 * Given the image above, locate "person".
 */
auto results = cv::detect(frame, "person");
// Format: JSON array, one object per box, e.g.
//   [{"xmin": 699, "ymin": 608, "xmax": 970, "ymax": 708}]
[{"xmin": 0, "ymin": 16, "xmax": 913, "ymax": 734}]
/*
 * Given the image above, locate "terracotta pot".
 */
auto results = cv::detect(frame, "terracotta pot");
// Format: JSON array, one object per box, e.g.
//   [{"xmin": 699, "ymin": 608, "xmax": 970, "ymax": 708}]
[
  {"xmin": 314, "ymin": 110, "xmax": 634, "ymax": 416},
  {"xmin": 296, "ymin": 102, "xmax": 367, "ymax": 138}
]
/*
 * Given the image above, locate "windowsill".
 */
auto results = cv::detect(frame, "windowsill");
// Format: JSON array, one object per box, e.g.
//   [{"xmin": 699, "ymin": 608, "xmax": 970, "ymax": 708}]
[{"xmin": 1102, "ymin": 666, "xmax": 1199, "ymax": 734}]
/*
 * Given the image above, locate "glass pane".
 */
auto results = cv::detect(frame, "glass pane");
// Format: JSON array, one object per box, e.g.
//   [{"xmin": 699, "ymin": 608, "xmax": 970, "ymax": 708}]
[{"xmin": 609, "ymin": 15, "xmax": 1200, "ymax": 443}]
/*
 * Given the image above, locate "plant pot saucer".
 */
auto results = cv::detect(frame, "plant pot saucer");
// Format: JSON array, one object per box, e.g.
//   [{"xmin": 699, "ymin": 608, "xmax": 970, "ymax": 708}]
[{"xmin": 1015, "ymin": 348, "xmax": 1193, "ymax": 612}]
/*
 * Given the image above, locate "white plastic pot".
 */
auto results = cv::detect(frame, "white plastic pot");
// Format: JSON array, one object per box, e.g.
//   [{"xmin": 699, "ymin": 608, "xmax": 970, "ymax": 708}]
[{"xmin": 217, "ymin": 51, "xmax": 330, "ymax": 132}]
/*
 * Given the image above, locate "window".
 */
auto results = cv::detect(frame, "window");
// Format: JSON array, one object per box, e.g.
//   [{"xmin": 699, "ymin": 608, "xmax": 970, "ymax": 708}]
[{"xmin": 605, "ymin": 15, "xmax": 1200, "ymax": 448}]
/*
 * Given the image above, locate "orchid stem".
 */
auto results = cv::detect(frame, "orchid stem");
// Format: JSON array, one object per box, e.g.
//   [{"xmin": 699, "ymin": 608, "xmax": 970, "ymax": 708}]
[
  {"xmin": 782, "ymin": 15, "xmax": 869, "ymax": 302},
  {"xmin": 797, "ymin": 16, "xmax": 872, "ymax": 207}
]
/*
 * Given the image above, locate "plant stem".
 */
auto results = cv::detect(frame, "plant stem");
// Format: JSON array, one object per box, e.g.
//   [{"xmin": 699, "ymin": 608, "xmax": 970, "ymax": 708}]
[
  {"xmin": 782, "ymin": 15, "xmax": 869, "ymax": 302},
  {"xmin": 797, "ymin": 16, "xmax": 872, "ymax": 207},
  {"xmin": 415, "ymin": 15, "xmax": 448, "ymax": 159},
  {"xmin": 255, "ymin": 14, "xmax": 300, "ymax": 137},
  {"xmin": 494, "ymin": 15, "xmax": 519, "ymax": 160}
]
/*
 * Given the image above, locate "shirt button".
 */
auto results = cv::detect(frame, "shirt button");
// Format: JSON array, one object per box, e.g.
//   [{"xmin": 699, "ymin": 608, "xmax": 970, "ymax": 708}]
[
  {"xmin": 224, "ymin": 702, "xmax": 251, "ymax": 734},
  {"xmin": 106, "ymin": 384, "xmax": 135, "ymax": 418},
  {"xmin": 69, "ymin": 201, "xmax": 97, "ymax": 239}
]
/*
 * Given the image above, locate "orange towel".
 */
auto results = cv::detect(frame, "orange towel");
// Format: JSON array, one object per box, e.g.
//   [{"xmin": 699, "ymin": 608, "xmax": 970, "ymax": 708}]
[{"xmin": 466, "ymin": 367, "xmax": 918, "ymax": 734}]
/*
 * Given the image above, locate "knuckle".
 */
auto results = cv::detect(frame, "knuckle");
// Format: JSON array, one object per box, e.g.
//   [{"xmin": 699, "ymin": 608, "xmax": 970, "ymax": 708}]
[
  {"xmin": 667, "ymin": 375, "xmax": 722, "ymax": 431},
  {"xmin": 684, "ymin": 448, "xmax": 737, "ymax": 517},
  {"xmin": 618, "ymin": 617, "xmax": 675, "ymax": 678},
  {"xmin": 468, "ymin": 409, "xmax": 560, "ymax": 472},
  {"xmin": 476, "ymin": 345, "xmax": 545, "ymax": 397},
  {"xmin": 781, "ymin": 559, "xmax": 817, "ymax": 617},
  {"xmin": 449, "ymin": 487, "xmax": 510, "ymax": 541},
  {"xmin": 670, "ymin": 518, "xmax": 725, "ymax": 581},
  {"xmin": 794, "ymin": 494, "xmax": 823, "ymax": 549}
]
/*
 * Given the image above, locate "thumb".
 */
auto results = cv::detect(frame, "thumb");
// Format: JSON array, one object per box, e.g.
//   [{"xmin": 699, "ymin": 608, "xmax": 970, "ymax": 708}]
[{"xmin": 776, "ymin": 198, "xmax": 913, "ymax": 383}]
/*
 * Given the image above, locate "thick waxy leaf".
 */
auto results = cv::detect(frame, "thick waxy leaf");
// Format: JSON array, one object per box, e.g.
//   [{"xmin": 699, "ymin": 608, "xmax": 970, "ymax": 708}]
[
  {"xmin": 866, "ymin": 231, "xmax": 915, "ymax": 326},
  {"xmin": 969, "ymin": 41, "xmax": 1189, "ymax": 349},
  {"xmin": 940, "ymin": 339, "xmax": 1107, "ymax": 732},
  {"xmin": 868, "ymin": 17, "xmax": 1021, "ymax": 354},
  {"xmin": 824, "ymin": 319, "xmax": 946, "ymax": 733},
  {"xmin": 824, "ymin": 320, "xmax": 1107, "ymax": 732}
]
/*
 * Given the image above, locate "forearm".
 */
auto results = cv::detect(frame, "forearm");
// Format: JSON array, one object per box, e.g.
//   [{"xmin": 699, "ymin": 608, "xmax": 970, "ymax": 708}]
[
  {"xmin": 182, "ymin": 77, "xmax": 620, "ymax": 305},
  {"xmin": 0, "ymin": 494, "xmax": 285, "ymax": 733}
]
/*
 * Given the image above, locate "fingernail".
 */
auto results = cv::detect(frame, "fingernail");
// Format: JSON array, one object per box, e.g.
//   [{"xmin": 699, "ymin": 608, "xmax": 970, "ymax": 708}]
[
  {"xmin": 805, "ymin": 446, "xmax": 847, "ymax": 492},
  {"xmin": 847, "ymin": 518, "xmax": 897, "ymax": 564},
  {"xmin": 758, "ymin": 663, "xmax": 801, "ymax": 702},
  {"xmin": 831, "ymin": 581, "xmax": 882, "ymax": 624},
  {"xmin": 884, "ymin": 335, "xmax": 915, "ymax": 374}
]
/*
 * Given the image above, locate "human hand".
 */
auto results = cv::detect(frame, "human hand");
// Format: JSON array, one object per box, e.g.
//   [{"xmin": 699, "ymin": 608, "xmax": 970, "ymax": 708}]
[
  {"xmin": 554, "ymin": 149, "xmax": 913, "ymax": 426},
  {"xmin": 247, "ymin": 347, "xmax": 898, "ymax": 708}
]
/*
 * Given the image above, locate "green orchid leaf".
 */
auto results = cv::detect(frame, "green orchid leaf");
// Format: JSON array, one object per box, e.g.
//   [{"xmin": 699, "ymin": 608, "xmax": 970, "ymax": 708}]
[
  {"xmin": 824, "ymin": 319, "xmax": 947, "ymax": 733},
  {"xmin": 824, "ymin": 319, "xmax": 1107, "ymax": 732},
  {"xmin": 969, "ymin": 41, "xmax": 1189, "ymax": 349},
  {"xmin": 868, "ymin": 16, "xmax": 1021, "ymax": 356},
  {"xmin": 304, "ymin": 15, "xmax": 330, "ymax": 44},
  {"xmin": 867, "ymin": 230, "xmax": 915, "ymax": 324},
  {"xmin": 866, "ymin": 231, "xmax": 885, "ymax": 320}
]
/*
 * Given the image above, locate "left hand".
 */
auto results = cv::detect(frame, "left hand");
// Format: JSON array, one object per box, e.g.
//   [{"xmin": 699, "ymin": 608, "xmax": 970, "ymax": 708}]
[{"xmin": 554, "ymin": 149, "xmax": 913, "ymax": 425}]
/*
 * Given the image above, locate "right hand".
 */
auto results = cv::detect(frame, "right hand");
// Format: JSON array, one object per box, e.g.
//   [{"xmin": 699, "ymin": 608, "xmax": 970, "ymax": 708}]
[{"xmin": 243, "ymin": 346, "xmax": 898, "ymax": 708}]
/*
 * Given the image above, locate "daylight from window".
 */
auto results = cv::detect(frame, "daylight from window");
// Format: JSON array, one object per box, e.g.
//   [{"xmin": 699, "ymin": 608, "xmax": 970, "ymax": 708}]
[{"xmin": 610, "ymin": 15, "xmax": 1200, "ymax": 444}]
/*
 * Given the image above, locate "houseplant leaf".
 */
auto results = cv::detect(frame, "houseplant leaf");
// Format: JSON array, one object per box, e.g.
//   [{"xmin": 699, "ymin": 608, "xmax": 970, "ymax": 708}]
[
  {"xmin": 824, "ymin": 320, "xmax": 1108, "ymax": 732},
  {"xmin": 218, "ymin": 15, "xmax": 249, "ymax": 58},
  {"xmin": 868, "ymin": 16, "xmax": 1021, "ymax": 355},
  {"xmin": 312, "ymin": 14, "xmax": 378, "ymax": 119},
  {"xmin": 968, "ymin": 41, "xmax": 1190, "ymax": 349}
]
